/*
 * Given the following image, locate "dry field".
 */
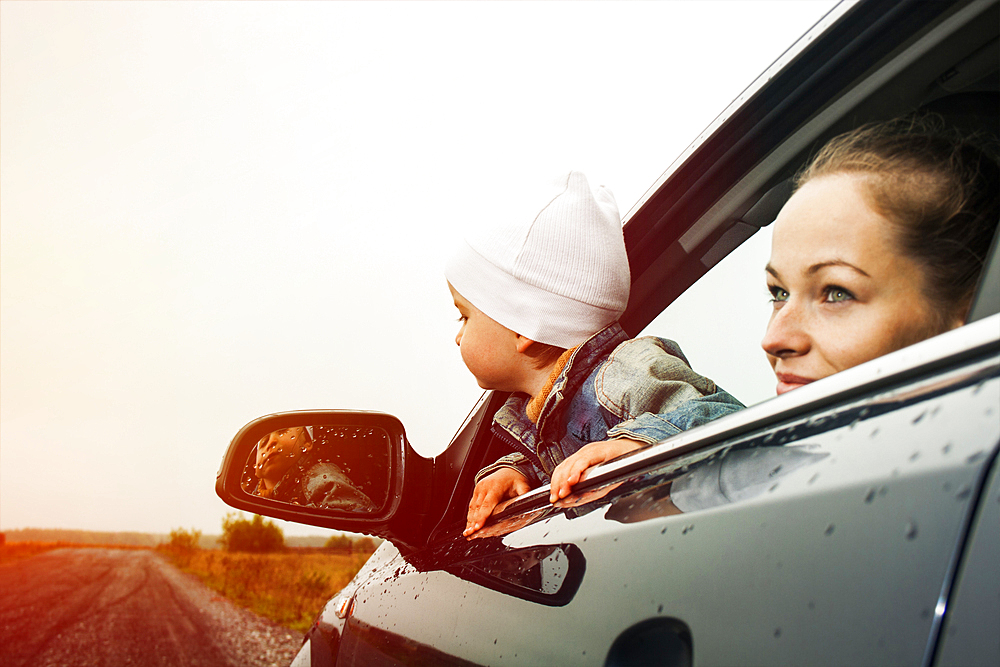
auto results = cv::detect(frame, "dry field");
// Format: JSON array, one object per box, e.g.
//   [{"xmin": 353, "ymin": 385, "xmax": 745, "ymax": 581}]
[{"xmin": 162, "ymin": 548, "xmax": 372, "ymax": 632}]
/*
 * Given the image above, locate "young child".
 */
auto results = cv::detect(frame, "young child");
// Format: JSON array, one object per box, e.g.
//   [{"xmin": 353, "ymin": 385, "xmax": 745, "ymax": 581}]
[{"xmin": 446, "ymin": 171, "xmax": 744, "ymax": 536}]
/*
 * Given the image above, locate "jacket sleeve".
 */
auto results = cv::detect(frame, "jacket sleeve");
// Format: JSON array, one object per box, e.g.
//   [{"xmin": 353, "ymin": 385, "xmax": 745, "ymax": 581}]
[
  {"xmin": 474, "ymin": 452, "xmax": 543, "ymax": 487},
  {"xmin": 596, "ymin": 337, "xmax": 745, "ymax": 445}
]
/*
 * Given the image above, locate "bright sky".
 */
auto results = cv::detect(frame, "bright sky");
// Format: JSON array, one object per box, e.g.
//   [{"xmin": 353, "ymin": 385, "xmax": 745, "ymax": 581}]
[{"xmin": 1, "ymin": 1, "xmax": 838, "ymax": 537}]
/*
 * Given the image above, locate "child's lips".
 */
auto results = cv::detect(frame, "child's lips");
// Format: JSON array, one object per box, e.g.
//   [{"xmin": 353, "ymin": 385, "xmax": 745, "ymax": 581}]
[{"xmin": 775, "ymin": 373, "xmax": 815, "ymax": 395}]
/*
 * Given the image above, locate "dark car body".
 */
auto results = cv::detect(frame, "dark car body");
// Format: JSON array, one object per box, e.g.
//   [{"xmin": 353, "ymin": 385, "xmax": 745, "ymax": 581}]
[{"xmin": 217, "ymin": 1, "xmax": 1000, "ymax": 664}]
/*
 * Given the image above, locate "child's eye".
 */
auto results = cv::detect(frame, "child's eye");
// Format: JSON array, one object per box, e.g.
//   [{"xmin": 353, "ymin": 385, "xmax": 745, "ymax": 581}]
[
  {"xmin": 768, "ymin": 285, "xmax": 789, "ymax": 303},
  {"xmin": 823, "ymin": 286, "xmax": 855, "ymax": 303}
]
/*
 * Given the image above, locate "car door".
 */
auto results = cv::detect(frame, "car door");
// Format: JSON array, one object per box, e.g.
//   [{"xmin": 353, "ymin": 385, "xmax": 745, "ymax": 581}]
[{"xmin": 333, "ymin": 315, "xmax": 999, "ymax": 666}]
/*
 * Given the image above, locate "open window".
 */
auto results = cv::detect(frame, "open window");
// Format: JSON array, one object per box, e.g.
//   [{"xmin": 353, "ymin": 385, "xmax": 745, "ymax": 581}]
[{"xmin": 632, "ymin": 0, "xmax": 999, "ymax": 409}]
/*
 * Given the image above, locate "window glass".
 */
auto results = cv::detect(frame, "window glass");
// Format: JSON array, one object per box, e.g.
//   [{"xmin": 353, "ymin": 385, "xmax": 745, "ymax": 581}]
[{"xmin": 639, "ymin": 225, "xmax": 776, "ymax": 407}]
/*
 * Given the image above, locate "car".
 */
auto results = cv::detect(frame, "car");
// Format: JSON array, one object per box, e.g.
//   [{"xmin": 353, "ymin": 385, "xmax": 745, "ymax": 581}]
[{"xmin": 216, "ymin": 0, "xmax": 1000, "ymax": 665}]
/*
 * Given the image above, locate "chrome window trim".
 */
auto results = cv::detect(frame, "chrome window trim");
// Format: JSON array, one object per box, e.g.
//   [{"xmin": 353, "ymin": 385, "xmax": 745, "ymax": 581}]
[{"xmin": 510, "ymin": 313, "xmax": 1000, "ymax": 507}]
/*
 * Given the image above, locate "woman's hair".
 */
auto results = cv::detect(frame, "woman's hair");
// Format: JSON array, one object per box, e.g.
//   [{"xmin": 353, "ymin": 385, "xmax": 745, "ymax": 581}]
[{"xmin": 796, "ymin": 116, "xmax": 999, "ymax": 324}]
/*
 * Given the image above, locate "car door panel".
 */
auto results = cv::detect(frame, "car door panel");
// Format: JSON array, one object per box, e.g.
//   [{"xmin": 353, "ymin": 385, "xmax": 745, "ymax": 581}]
[{"xmin": 335, "ymin": 352, "xmax": 999, "ymax": 665}]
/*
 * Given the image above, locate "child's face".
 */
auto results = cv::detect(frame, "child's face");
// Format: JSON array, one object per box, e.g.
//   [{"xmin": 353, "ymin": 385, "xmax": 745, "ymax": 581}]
[{"xmin": 449, "ymin": 283, "xmax": 525, "ymax": 392}]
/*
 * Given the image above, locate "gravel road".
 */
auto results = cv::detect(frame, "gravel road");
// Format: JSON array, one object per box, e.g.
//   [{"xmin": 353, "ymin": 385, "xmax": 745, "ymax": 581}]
[{"xmin": 0, "ymin": 548, "xmax": 304, "ymax": 667}]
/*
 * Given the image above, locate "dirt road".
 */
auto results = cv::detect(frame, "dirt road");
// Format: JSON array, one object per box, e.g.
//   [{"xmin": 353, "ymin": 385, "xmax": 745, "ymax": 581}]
[{"xmin": 0, "ymin": 548, "xmax": 303, "ymax": 667}]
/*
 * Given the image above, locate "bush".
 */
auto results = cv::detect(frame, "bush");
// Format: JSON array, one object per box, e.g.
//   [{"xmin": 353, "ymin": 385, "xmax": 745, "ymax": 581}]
[
  {"xmin": 168, "ymin": 527, "xmax": 201, "ymax": 551},
  {"xmin": 219, "ymin": 513, "xmax": 284, "ymax": 553},
  {"xmin": 324, "ymin": 534, "xmax": 353, "ymax": 551},
  {"xmin": 162, "ymin": 527, "xmax": 202, "ymax": 566}
]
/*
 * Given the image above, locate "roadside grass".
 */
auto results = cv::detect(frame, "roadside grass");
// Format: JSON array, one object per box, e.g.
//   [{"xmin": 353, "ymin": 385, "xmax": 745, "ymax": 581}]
[
  {"xmin": 160, "ymin": 547, "xmax": 371, "ymax": 633},
  {"xmin": 0, "ymin": 541, "xmax": 149, "ymax": 565}
]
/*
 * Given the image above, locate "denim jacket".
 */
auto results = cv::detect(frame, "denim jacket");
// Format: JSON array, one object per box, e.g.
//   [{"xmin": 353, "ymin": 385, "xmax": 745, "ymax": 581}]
[{"xmin": 476, "ymin": 323, "xmax": 744, "ymax": 485}]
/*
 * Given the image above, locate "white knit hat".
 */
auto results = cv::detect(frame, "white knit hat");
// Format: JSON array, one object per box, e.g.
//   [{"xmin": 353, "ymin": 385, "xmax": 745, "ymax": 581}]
[{"xmin": 445, "ymin": 171, "xmax": 630, "ymax": 348}]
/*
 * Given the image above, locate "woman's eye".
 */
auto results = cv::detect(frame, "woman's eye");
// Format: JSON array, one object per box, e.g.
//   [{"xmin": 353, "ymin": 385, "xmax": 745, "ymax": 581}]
[
  {"xmin": 456, "ymin": 315, "xmax": 468, "ymax": 323},
  {"xmin": 824, "ymin": 286, "xmax": 854, "ymax": 303},
  {"xmin": 768, "ymin": 285, "xmax": 789, "ymax": 303}
]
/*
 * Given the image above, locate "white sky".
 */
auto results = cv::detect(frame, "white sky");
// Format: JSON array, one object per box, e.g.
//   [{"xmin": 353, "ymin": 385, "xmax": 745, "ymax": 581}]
[{"xmin": 1, "ymin": 1, "xmax": 837, "ymax": 537}]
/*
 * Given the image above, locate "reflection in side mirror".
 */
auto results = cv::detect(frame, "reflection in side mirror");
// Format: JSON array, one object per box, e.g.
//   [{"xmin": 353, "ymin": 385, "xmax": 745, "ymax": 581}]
[{"xmin": 240, "ymin": 424, "xmax": 391, "ymax": 513}]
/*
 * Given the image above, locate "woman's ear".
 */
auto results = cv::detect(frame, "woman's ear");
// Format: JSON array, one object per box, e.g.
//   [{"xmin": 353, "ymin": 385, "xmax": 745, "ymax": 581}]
[{"xmin": 952, "ymin": 296, "xmax": 974, "ymax": 329}]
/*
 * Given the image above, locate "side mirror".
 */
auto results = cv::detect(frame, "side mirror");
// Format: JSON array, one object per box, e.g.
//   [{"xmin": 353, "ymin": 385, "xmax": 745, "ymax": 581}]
[{"xmin": 216, "ymin": 411, "xmax": 433, "ymax": 546}]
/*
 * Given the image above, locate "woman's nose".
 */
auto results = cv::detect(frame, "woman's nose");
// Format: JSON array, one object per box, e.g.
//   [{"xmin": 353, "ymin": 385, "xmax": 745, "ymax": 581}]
[
  {"xmin": 761, "ymin": 303, "xmax": 810, "ymax": 359},
  {"xmin": 455, "ymin": 327, "xmax": 463, "ymax": 347}
]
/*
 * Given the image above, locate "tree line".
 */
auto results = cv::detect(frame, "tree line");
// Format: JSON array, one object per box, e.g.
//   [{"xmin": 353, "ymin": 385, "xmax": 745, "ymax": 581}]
[{"xmin": 168, "ymin": 513, "xmax": 378, "ymax": 554}]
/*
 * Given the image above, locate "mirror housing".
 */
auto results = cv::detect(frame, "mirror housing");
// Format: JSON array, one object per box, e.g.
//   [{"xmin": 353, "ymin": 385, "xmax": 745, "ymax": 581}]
[{"xmin": 216, "ymin": 410, "xmax": 435, "ymax": 551}]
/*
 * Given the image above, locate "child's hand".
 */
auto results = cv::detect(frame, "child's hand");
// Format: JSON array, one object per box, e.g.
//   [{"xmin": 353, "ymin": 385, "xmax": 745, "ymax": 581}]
[
  {"xmin": 465, "ymin": 468, "xmax": 531, "ymax": 536},
  {"xmin": 549, "ymin": 438, "xmax": 645, "ymax": 503}
]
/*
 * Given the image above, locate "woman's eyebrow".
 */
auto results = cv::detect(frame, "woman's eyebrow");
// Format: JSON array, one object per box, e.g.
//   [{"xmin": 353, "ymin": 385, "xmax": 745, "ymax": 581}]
[{"xmin": 807, "ymin": 260, "xmax": 870, "ymax": 277}]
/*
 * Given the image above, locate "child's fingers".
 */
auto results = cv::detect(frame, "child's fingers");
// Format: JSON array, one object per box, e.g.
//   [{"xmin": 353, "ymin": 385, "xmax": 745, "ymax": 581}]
[
  {"xmin": 465, "ymin": 470, "xmax": 531, "ymax": 536},
  {"xmin": 511, "ymin": 476, "xmax": 531, "ymax": 497},
  {"xmin": 550, "ymin": 456, "xmax": 585, "ymax": 502},
  {"xmin": 465, "ymin": 482, "xmax": 498, "ymax": 535}
]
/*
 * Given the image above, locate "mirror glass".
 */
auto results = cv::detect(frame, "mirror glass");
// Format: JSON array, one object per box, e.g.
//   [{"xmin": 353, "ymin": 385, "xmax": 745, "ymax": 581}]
[{"xmin": 239, "ymin": 424, "xmax": 391, "ymax": 512}]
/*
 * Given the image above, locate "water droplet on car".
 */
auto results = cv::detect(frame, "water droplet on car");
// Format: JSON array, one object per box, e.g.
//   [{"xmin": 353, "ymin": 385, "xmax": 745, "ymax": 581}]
[
  {"xmin": 658, "ymin": 604, "xmax": 664, "ymax": 613},
  {"xmin": 768, "ymin": 483, "xmax": 779, "ymax": 493},
  {"xmin": 824, "ymin": 524, "xmax": 835, "ymax": 536},
  {"xmin": 682, "ymin": 525, "xmax": 694, "ymax": 535},
  {"xmin": 870, "ymin": 428, "xmax": 881, "ymax": 438},
  {"xmin": 774, "ymin": 628, "xmax": 782, "ymax": 638},
  {"xmin": 808, "ymin": 473, "xmax": 820, "ymax": 485},
  {"xmin": 909, "ymin": 451, "xmax": 920, "ymax": 462},
  {"xmin": 955, "ymin": 486, "xmax": 972, "ymax": 501},
  {"xmin": 661, "ymin": 527, "xmax": 667, "ymax": 534},
  {"xmin": 967, "ymin": 451, "xmax": 986, "ymax": 465},
  {"xmin": 942, "ymin": 443, "xmax": 952, "ymax": 455},
  {"xmin": 808, "ymin": 601, "xmax": 815, "ymax": 610},
  {"xmin": 912, "ymin": 411, "xmax": 926, "ymax": 425},
  {"xmin": 769, "ymin": 465, "xmax": 783, "ymax": 477},
  {"xmin": 864, "ymin": 488, "xmax": 877, "ymax": 504},
  {"xmin": 905, "ymin": 521, "xmax": 918, "ymax": 540}
]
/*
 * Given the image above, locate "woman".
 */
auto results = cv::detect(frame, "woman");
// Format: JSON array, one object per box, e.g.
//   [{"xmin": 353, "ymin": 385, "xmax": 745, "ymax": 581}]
[{"xmin": 762, "ymin": 118, "xmax": 999, "ymax": 394}]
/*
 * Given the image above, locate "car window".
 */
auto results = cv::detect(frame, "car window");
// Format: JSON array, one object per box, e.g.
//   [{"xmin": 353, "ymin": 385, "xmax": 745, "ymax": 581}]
[{"xmin": 639, "ymin": 224, "xmax": 776, "ymax": 407}]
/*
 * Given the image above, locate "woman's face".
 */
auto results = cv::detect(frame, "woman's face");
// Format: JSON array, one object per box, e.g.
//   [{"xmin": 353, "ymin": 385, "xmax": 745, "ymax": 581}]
[
  {"xmin": 255, "ymin": 427, "xmax": 311, "ymax": 487},
  {"xmin": 761, "ymin": 173, "xmax": 952, "ymax": 395}
]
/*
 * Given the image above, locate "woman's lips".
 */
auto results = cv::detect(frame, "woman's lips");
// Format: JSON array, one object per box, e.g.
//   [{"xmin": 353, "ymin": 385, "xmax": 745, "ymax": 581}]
[{"xmin": 775, "ymin": 373, "xmax": 815, "ymax": 395}]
